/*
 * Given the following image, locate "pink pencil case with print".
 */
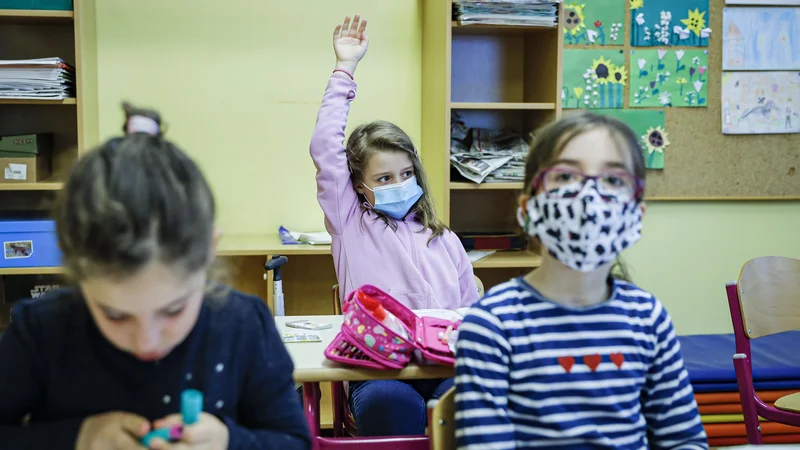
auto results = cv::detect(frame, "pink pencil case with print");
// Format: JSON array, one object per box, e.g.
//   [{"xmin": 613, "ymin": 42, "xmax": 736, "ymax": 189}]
[{"xmin": 324, "ymin": 285, "xmax": 461, "ymax": 370}]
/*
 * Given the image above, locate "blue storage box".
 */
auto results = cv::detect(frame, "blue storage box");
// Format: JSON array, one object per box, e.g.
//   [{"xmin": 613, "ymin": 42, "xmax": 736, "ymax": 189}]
[
  {"xmin": 0, "ymin": 0, "xmax": 72, "ymax": 11},
  {"xmin": 0, "ymin": 220, "xmax": 61, "ymax": 268}
]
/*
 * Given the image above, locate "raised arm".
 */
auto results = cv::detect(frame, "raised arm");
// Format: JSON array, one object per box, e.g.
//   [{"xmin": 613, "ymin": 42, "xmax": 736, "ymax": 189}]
[
  {"xmin": 642, "ymin": 300, "xmax": 708, "ymax": 450},
  {"xmin": 309, "ymin": 15, "xmax": 369, "ymax": 235}
]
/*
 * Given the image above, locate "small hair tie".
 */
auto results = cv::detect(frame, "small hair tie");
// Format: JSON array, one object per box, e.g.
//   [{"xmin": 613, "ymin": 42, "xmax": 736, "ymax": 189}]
[{"xmin": 126, "ymin": 115, "xmax": 160, "ymax": 136}]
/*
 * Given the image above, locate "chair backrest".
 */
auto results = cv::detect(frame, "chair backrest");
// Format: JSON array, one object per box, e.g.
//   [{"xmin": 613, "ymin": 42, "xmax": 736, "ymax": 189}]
[
  {"xmin": 737, "ymin": 256, "xmax": 800, "ymax": 339},
  {"xmin": 474, "ymin": 275, "xmax": 484, "ymax": 298},
  {"xmin": 429, "ymin": 387, "xmax": 456, "ymax": 450},
  {"xmin": 332, "ymin": 284, "xmax": 342, "ymax": 315}
]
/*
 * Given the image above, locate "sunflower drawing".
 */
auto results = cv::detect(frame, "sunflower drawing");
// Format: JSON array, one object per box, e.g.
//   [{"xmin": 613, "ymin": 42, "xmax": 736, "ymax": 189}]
[
  {"xmin": 591, "ymin": 57, "xmax": 614, "ymax": 84},
  {"xmin": 563, "ymin": 3, "xmax": 586, "ymax": 36},
  {"xmin": 630, "ymin": 0, "xmax": 644, "ymax": 10},
  {"xmin": 643, "ymin": 126, "xmax": 670, "ymax": 154},
  {"xmin": 610, "ymin": 65, "xmax": 628, "ymax": 86},
  {"xmin": 681, "ymin": 9, "xmax": 707, "ymax": 36}
]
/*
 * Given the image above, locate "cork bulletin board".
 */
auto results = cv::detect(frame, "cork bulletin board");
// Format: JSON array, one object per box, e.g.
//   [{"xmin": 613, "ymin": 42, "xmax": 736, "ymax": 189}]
[{"xmin": 564, "ymin": 0, "xmax": 800, "ymax": 200}]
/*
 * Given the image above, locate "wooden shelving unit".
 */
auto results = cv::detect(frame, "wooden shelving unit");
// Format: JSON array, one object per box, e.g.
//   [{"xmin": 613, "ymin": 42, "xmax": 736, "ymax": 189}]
[
  {"xmin": 0, "ymin": 4, "xmax": 84, "ymax": 317},
  {"xmin": 423, "ymin": 1, "xmax": 565, "ymax": 289}
]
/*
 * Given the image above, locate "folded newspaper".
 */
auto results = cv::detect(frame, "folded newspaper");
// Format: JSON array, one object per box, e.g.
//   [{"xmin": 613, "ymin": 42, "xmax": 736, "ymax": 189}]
[{"xmin": 450, "ymin": 114, "xmax": 531, "ymax": 184}]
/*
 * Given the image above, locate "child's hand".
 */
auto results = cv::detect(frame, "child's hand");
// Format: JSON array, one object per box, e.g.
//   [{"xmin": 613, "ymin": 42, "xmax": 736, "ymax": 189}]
[
  {"xmin": 147, "ymin": 413, "xmax": 229, "ymax": 450},
  {"xmin": 75, "ymin": 412, "xmax": 150, "ymax": 450},
  {"xmin": 333, "ymin": 14, "xmax": 368, "ymax": 75}
]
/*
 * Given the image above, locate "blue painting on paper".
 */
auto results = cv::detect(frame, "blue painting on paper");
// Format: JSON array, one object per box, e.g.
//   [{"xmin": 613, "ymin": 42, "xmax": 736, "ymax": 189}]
[
  {"xmin": 722, "ymin": 7, "xmax": 800, "ymax": 71},
  {"xmin": 630, "ymin": 0, "xmax": 711, "ymax": 47}
]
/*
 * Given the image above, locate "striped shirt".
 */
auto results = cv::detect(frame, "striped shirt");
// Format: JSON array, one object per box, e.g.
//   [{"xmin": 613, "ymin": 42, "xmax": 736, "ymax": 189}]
[{"xmin": 454, "ymin": 277, "xmax": 707, "ymax": 450}]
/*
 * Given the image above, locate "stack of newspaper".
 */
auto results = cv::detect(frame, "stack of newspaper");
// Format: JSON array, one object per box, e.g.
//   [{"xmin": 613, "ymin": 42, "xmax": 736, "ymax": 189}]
[
  {"xmin": 453, "ymin": 0, "xmax": 561, "ymax": 27},
  {"xmin": 450, "ymin": 112, "xmax": 530, "ymax": 184},
  {"xmin": 0, "ymin": 58, "xmax": 75, "ymax": 100}
]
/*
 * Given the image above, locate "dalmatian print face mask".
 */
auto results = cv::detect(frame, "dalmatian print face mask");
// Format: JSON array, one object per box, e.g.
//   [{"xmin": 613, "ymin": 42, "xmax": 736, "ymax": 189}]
[{"xmin": 517, "ymin": 181, "xmax": 643, "ymax": 272}]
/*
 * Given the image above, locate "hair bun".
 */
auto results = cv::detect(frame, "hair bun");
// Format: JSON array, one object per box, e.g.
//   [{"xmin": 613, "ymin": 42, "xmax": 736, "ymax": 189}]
[{"xmin": 121, "ymin": 101, "xmax": 164, "ymax": 136}]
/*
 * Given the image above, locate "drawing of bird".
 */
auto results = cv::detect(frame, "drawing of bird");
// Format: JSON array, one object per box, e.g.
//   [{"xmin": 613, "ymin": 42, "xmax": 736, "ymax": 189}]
[{"xmin": 738, "ymin": 100, "xmax": 780, "ymax": 121}]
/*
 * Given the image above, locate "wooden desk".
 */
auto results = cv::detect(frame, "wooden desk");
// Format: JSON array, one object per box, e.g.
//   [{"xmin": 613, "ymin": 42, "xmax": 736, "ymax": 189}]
[{"xmin": 276, "ymin": 315, "xmax": 453, "ymax": 450}]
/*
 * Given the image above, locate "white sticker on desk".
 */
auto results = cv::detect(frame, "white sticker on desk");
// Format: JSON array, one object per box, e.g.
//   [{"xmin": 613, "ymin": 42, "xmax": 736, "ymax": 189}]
[
  {"xmin": 4, "ymin": 163, "xmax": 27, "ymax": 181},
  {"xmin": 4, "ymin": 240, "xmax": 33, "ymax": 259}
]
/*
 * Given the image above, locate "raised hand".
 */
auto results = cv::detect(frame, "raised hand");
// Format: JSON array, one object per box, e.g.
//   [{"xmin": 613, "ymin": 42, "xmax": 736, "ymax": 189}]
[{"xmin": 333, "ymin": 14, "xmax": 368, "ymax": 75}]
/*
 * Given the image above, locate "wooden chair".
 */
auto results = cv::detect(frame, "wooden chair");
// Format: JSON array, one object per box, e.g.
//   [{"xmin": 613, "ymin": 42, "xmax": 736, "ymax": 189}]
[
  {"xmin": 427, "ymin": 387, "xmax": 456, "ymax": 450},
  {"xmin": 329, "ymin": 276, "xmax": 483, "ymax": 439},
  {"xmin": 725, "ymin": 256, "xmax": 800, "ymax": 444}
]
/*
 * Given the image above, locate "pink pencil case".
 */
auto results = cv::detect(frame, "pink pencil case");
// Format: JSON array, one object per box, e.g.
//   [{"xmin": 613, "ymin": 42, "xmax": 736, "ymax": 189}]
[{"xmin": 324, "ymin": 285, "xmax": 461, "ymax": 370}]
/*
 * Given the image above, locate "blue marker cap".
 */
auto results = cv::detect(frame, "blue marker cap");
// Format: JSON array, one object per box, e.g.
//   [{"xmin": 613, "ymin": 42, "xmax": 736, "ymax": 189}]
[{"xmin": 181, "ymin": 389, "xmax": 203, "ymax": 425}]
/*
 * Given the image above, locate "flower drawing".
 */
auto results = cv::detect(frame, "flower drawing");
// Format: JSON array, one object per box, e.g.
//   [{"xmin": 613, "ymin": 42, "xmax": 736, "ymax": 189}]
[
  {"xmin": 630, "ymin": 49, "xmax": 707, "ymax": 108},
  {"xmin": 637, "ymin": 58, "xmax": 648, "ymax": 77},
  {"xmin": 658, "ymin": 91, "xmax": 672, "ymax": 106},
  {"xmin": 591, "ymin": 57, "xmax": 614, "ymax": 84},
  {"xmin": 630, "ymin": 0, "xmax": 644, "ymax": 9},
  {"xmin": 642, "ymin": 126, "xmax": 670, "ymax": 168},
  {"xmin": 675, "ymin": 50, "xmax": 686, "ymax": 72},
  {"xmin": 587, "ymin": 29, "xmax": 599, "ymax": 43},
  {"xmin": 634, "ymin": 4, "xmax": 710, "ymax": 47},
  {"xmin": 681, "ymin": 9, "xmax": 706, "ymax": 36},
  {"xmin": 611, "ymin": 65, "xmax": 628, "ymax": 85},
  {"xmin": 657, "ymin": 48, "xmax": 667, "ymax": 70},
  {"xmin": 564, "ymin": 3, "xmax": 586, "ymax": 37},
  {"xmin": 676, "ymin": 77, "xmax": 688, "ymax": 95}
]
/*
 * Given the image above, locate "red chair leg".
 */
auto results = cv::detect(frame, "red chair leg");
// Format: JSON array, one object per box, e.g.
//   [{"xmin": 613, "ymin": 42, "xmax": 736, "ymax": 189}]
[{"xmin": 332, "ymin": 382, "xmax": 345, "ymax": 438}]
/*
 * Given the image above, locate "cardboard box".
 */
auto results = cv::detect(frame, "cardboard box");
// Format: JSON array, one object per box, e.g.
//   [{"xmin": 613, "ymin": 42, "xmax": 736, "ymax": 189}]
[{"xmin": 0, "ymin": 133, "xmax": 53, "ymax": 184}]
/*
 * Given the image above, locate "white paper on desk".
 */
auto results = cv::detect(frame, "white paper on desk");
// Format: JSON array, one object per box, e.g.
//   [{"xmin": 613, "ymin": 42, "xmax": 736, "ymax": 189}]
[
  {"xmin": 413, "ymin": 309, "xmax": 463, "ymax": 322},
  {"xmin": 289, "ymin": 231, "xmax": 332, "ymax": 245},
  {"xmin": 467, "ymin": 250, "xmax": 495, "ymax": 263}
]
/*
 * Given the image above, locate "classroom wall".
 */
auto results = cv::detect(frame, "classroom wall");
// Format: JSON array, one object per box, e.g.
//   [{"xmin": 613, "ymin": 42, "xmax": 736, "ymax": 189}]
[
  {"xmin": 85, "ymin": 1, "xmax": 798, "ymax": 335},
  {"xmin": 93, "ymin": 0, "xmax": 421, "ymax": 234}
]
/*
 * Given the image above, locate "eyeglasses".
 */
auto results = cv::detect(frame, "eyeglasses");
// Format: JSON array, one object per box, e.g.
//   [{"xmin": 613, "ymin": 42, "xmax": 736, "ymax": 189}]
[{"xmin": 532, "ymin": 167, "xmax": 645, "ymax": 202}]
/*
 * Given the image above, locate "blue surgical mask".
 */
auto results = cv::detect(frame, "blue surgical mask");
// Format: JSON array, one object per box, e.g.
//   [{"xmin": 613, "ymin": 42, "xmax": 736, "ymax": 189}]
[{"xmin": 363, "ymin": 176, "xmax": 423, "ymax": 219}]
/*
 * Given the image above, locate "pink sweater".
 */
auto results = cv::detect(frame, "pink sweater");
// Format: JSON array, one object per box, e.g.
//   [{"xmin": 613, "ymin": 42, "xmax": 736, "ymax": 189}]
[{"xmin": 310, "ymin": 73, "xmax": 479, "ymax": 311}]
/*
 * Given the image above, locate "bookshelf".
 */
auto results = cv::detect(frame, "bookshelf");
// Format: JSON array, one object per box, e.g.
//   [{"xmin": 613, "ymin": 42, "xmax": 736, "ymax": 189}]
[{"xmin": 422, "ymin": 1, "xmax": 564, "ymax": 290}]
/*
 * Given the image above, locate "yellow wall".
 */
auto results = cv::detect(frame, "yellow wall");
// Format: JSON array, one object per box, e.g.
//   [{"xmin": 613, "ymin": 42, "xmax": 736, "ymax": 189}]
[
  {"xmin": 93, "ymin": 0, "xmax": 421, "ymax": 234},
  {"xmin": 86, "ymin": 1, "xmax": 798, "ymax": 335}
]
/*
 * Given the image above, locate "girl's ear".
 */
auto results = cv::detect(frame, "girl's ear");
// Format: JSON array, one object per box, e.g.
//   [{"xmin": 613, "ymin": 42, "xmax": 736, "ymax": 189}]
[
  {"xmin": 640, "ymin": 202, "xmax": 647, "ymax": 217},
  {"xmin": 355, "ymin": 183, "xmax": 365, "ymax": 196}
]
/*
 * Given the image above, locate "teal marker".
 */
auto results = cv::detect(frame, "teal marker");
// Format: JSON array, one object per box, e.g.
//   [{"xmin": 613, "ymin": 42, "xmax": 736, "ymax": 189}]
[{"xmin": 140, "ymin": 390, "xmax": 204, "ymax": 446}]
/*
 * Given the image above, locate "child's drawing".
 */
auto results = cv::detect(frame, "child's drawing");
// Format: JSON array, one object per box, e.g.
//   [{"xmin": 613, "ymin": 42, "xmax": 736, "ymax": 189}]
[
  {"xmin": 630, "ymin": 49, "xmax": 708, "ymax": 107},
  {"xmin": 562, "ymin": 49, "xmax": 626, "ymax": 109},
  {"xmin": 630, "ymin": 0, "xmax": 712, "ymax": 47},
  {"xmin": 722, "ymin": 7, "xmax": 800, "ymax": 70},
  {"xmin": 563, "ymin": 0, "xmax": 625, "ymax": 46},
  {"xmin": 588, "ymin": 109, "xmax": 669, "ymax": 169},
  {"xmin": 721, "ymin": 71, "xmax": 800, "ymax": 134}
]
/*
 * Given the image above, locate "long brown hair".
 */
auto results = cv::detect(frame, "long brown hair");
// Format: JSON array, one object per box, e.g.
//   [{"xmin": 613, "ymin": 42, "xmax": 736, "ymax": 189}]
[
  {"xmin": 54, "ymin": 102, "xmax": 217, "ymax": 282},
  {"xmin": 522, "ymin": 111, "xmax": 646, "ymax": 280},
  {"xmin": 346, "ymin": 120, "xmax": 448, "ymax": 244}
]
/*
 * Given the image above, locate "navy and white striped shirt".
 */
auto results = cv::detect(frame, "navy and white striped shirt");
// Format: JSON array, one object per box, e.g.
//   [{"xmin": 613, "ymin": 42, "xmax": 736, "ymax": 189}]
[{"xmin": 454, "ymin": 277, "xmax": 707, "ymax": 449}]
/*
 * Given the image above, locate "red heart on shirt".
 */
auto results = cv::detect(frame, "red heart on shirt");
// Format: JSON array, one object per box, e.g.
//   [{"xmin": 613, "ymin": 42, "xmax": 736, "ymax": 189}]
[
  {"xmin": 610, "ymin": 353, "xmax": 625, "ymax": 369},
  {"xmin": 583, "ymin": 354, "xmax": 602, "ymax": 372},
  {"xmin": 558, "ymin": 356, "xmax": 575, "ymax": 373}
]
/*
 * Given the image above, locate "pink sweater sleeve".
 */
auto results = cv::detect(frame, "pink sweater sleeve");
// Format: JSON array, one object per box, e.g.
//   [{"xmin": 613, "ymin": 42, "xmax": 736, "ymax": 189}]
[
  {"xmin": 458, "ymin": 255, "xmax": 481, "ymax": 308},
  {"xmin": 309, "ymin": 73, "xmax": 360, "ymax": 235}
]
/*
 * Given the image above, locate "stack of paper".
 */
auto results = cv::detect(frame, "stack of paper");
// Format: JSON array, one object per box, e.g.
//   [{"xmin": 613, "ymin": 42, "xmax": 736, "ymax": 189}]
[
  {"xmin": 453, "ymin": 0, "xmax": 561, "ymax": 28},
  {"xmin": 0, "ymin": 58, "xmax": 75, "ymax": 100}
]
